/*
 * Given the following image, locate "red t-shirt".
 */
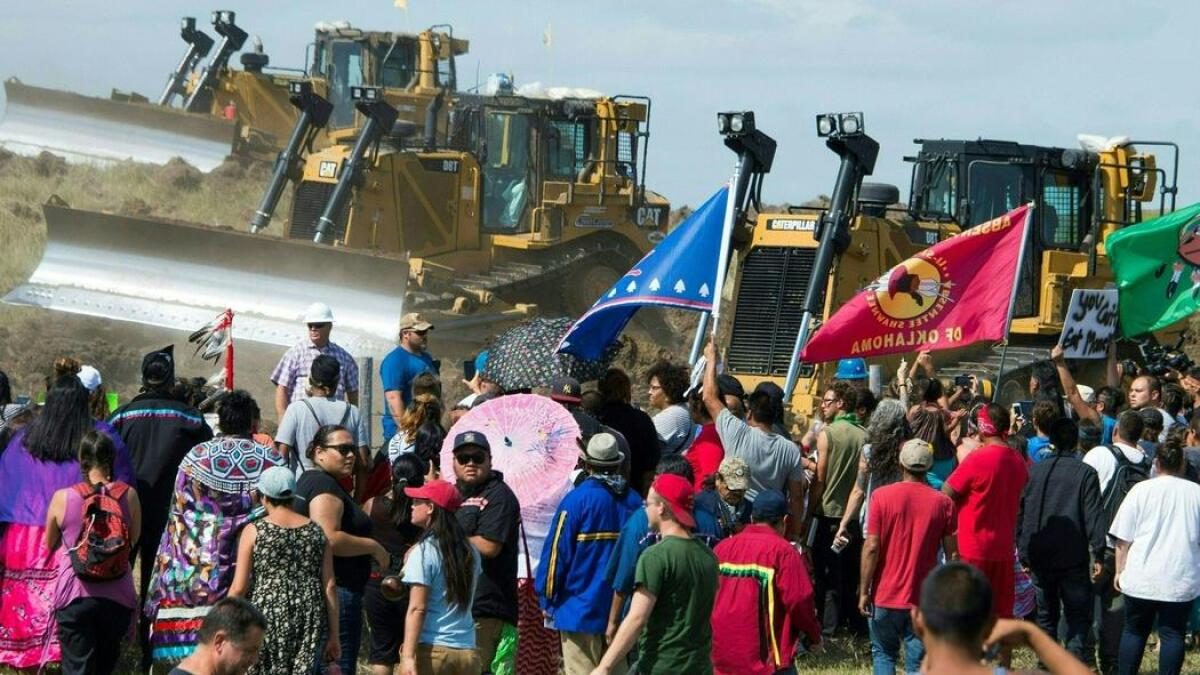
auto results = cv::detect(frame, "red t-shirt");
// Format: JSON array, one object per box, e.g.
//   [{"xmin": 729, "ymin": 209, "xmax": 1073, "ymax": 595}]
[
  {"xmin": 945, "ymin": 443, "xmax": 1028, "ymax": 561},
  {"xmin": 687, "ymin": 423, "xmax": 725, "ymax": 492},
  {"xmin": 867, "ymin": 481, "xmax": 956, "ymax": 609}
]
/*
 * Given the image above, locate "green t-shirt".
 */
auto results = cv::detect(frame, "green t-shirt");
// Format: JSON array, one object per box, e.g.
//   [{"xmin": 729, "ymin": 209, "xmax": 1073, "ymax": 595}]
[{"xmin": 633, "ymin": 535, "xmax": 719, "ymax": 674}]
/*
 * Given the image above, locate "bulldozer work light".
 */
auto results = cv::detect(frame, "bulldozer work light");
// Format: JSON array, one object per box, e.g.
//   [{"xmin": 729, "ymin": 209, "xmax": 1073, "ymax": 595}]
[
  {"xmin": 718, "ymin": 111, "xmax": 755, "ymax": 137},
  {"xmin": 839, "ymin": 112, "xmax": 863, "ymax": 135},
  {"xmin": 816, "ymin": 112, "xmax": 865, "ymax": 138},
  {"xmin": 181, "ymin": 17, "xmax": 196, "ymax": 32},
  {"xmin": 213, "ymin": 10, "xmax": 235, "ymax": 26},
  {"xmin": 816, "ymin": 114, "xmax": 837, "ymax": 137},
  {"xmin": 289, "ymin": 80, "xmax": 312, "ymax": 97},
  {"xmin": 351, "ymin": 86, "xmax": 381, "ymax": 102}
]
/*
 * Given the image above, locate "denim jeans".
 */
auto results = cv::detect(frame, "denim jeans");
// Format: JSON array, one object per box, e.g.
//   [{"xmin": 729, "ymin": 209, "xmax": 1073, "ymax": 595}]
[
  {"xmin": 1031, "ymin": 564, "xmax": 1093, "ymax": 665},
  {"xmin": 1119, "ymin": 594, "xmax": 1192, "ymax": 675},
  {"xmin": 317, "ymin": 585, "xmax": 364, "ymax": 674},
  {"xmin": 869, "ymin": 606, "xmax": 923, "ymax": 675}
]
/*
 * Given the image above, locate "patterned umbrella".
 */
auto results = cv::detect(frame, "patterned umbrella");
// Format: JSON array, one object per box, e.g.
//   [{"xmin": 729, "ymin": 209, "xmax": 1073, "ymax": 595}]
[
  {"xmin": 485, "ymin": 316, "xmax": 622, "ymax": 392},
  {"xmin": 441, "ymin": 393, "xmax": 581, "ymax": 575}
]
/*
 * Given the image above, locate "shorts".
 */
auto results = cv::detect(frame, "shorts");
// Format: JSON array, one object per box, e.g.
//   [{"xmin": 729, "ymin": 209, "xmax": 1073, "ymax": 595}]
[
  {"xmin": 364, "ymin": 577, "xmax": 408, "ymax": 665},
  {"xmin": 963, "ymin": 556, "xmax": 1016, "ymax": 619}
]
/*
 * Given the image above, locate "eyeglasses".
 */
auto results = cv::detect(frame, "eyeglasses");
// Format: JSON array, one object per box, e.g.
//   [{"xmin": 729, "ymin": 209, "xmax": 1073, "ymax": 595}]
[
  {"xmin": 307, "ymin": 323, "xmax": 331, "ymax": 330},
  {"xmin": 322, "ymin": 443, "xmax": 357, "ymax": 455},
  {"xmin": 820, "ymin": 397, "xmax": 838, "ymax": 406},
  {"xmin": 454, "ymin": 451, "xmax": 488, "ymax": 466},
  {"xmin": 648, "ymin": 384, "xmax": 663, "ymax": 392}
]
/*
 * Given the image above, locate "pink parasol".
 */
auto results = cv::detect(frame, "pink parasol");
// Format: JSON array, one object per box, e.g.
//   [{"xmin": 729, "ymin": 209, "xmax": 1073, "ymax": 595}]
[{"xmin": 442, "ymin": 394, "xmax": 580, "ymax": 574}]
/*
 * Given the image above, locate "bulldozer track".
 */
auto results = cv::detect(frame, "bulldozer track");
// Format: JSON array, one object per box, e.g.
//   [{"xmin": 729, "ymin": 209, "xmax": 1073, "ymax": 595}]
[{"xmin": 454, "ymin": 235, "xmax": 638, "ymax": 302}]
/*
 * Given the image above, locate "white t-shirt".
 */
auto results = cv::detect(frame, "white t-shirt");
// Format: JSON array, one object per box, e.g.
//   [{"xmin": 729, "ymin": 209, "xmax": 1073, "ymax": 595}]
[
  {"xmin": 1082, "ymin": 442, "xmax": 1145, "ymax": 494},
  {"xmin": 1109, "ymin": 475, "xmax": 1200, "ymax": 602}
]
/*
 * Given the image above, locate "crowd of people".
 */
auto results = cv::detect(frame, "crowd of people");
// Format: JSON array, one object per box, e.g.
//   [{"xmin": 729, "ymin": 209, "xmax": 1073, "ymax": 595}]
[{"xmin": 0, "ymin": 301, "xmax": 1199, "ymax": 675}]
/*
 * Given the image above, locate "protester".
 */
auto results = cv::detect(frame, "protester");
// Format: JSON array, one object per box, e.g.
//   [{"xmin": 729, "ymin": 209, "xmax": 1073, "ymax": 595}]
[
  {"xmin": 270, "ymin": 302, "xmax": 360, "ymax": 421},
  {"xmin": 227, "ymin": 465, "xmax": 337, "ymax": 673},
  {"xmin": 712, "ymin": 489, "xmax": 821, "ymax": 675},
  {"xmin": 400, "ymin": 478, "xmax": 483, "ymax": 675},
  {"xmin": 0, "ymin": 375, "xmax": 133, "ymax": 670},
  {"xmin": 1128, "ymin": 374, "xmax": 1174, "ymax": 442},
  {"xmin": 907, "ymin": 372, "xmax": 957, "ymax": 482},
  {"xmin": 144, "ymin": 390, "xmax": 285, "ymax": 667},
  {"xmin": 717, "ymin": 374, "xmax": 746, "ymax": 419},
  {"xmin": 1016, "ymin": 418, "xmax": 1104, "ymax": 664},
  {"xmin": 363, "ymin": 454, "xmax": 427, "ymax": 674},
  {"xmin": 812, "ymin": 380, "xmax": 869, "ymax": 636},
  {"xmin": 1025, "ymin": 400, "xmax": 1061, "ymax": 462},
  {"xmin": 276, "ymin": 354, "xmax": 370, "ymax": 475},
  {"xmin": 537, "ymin": 432, "xmax": 642, "ymax": 674},
  {"xmin": 913, "ymin": 563, "xmax": 1092, "ymax": 675},
  {"xmin": 0, "ymin": 398, "xmax": 33, "ymax": 453},
  {"xmin": 597, "ymin": 368, "xmax": 660, "ymax": 496},
  {"xmin": 77, "ymin": 364, "xmax": 110, "ymax": 420},
  {"xmin": 170, "ymin": 597, "xmax": 268, "ymax": 675},
  {"xmin": 694, "ymin": 457, "xmax": 752, "ymax": 541},
  {"xmin": 1082, "ymin": 409, "xmax": 1149, "ymax": 673},
  {"xmin": 645, "ymin": 361, "xmax": 692, "ymax": 456},
  {"xmin": 835, "ymin": 398, "xmax": 911, "ymax": 548},
  {"xmin": 381, "ymin": 312, "xmax": 438, "ymax": 444},
  {"xmin": 605, "ymin": 456, "xmax": 722, "ymax": 645},
  {"xmin": 686, "ymin": 387, "xmax": 725, "ymax": 491},
  {"xmin": 1051, "ymin": 344, "xmax": 1121, "ymax": 445},
  {"xmin": 858, "ymin": 438, "xmax": 956, "ymax": 674},
  {"xmin": 943, "ymin": 403, "xmax": 1029, "ymax": 625},
  {"xmin": 387, "ymin": 393, "xmax": 445, "ymax": 463},
  {"xmin": 593, "ymin": 474, "xmax": 719, "ymax": 675},
  {"xmin": 296, "ymin": 424, "xmax": 390, "ymax": 673},
  {"xmin": 1109, "ymin": 430, "xmax": 1200, "ymax": 675},
  {"xmin": 451, "ymin": 430, "xmax": 521, "ymax": 672},
  {"xmin": 108, "ymin": 344, "xmax": 213, "ymax": 665},
  {"xmin": 551, "ymin": 375, "xmax": 603, "ymax": 441},
  {"xmin": 44, "ymin": 430, "xmax": 141, "ymax": 675},
  {"xmin": 701, "ymin": 342, "xmax": 805, "ymax": 530}
]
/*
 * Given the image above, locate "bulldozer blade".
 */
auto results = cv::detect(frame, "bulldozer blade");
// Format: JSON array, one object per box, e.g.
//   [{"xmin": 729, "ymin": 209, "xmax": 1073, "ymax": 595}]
[
  {"xmin": 0, "ymin": 79, "xmax": 236, "ymax": 172},
  {"xmin": 4, "ymin": 202, "xmax": 407, "ymax": 355}
]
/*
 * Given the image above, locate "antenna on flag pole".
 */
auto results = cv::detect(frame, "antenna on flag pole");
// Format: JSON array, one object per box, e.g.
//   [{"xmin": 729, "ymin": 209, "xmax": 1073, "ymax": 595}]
[
  {"xmin": 992, "ymin": 201, "xmax": 1037, "ymax": 401},
  {"xmin": 688, "ymin": 112, "xmax": 776, "ymax": 366}
]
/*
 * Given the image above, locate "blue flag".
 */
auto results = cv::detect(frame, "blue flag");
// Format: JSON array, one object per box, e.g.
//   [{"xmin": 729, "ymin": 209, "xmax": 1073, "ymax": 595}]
[{"xmin": 557, "ymin": 186, "xmax": 729, "ymax": 360}]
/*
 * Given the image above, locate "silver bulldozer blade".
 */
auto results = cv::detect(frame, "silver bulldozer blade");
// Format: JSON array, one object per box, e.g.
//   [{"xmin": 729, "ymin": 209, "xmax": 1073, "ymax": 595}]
[
  {"xmin": 5, "ymin": 202, "xmax": 407, "ymax": 355},
  {"xmin": 0, "ymin": 79, "xmax": 236, "ymax": 172}
]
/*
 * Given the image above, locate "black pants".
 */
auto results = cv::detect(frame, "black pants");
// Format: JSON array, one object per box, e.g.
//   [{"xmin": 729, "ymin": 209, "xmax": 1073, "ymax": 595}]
[
  {"xmin": 136, "ymin": 495, "xmax": 170, "ymax": 671},
  {"xmin": 1090, "ymin": 550, "xmax": 1124, "ymax": 675},
  {"xmin": 57, "ymin": 597, "xmax": 133, "ymax": 675},
  {"xmin": 1031, "ymin": 564, "xmax": 1093, "ymax": 665},
  {"xmin": 812, "ymin": 516, "xmax": 866, "ymax": 636}
]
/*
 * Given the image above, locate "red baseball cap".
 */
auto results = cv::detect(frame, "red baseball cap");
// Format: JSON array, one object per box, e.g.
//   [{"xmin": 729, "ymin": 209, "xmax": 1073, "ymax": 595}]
[
  {"xmin": 651, "ymin": 474, "xmax": 696, "ymax": 528},
  {"xmin": 404, "ymin": 479, "xmax": 463, "ymax": 512}
]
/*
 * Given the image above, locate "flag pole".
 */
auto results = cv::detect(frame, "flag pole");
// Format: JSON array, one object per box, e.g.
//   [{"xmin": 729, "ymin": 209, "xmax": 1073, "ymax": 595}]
[
  {"xmin": 690, "ymin": 161, "xmax": 744, "ymax": 365},
  {"xmin": 992, "ymin": 202, "xmax": 1036, "ymax": 402}
]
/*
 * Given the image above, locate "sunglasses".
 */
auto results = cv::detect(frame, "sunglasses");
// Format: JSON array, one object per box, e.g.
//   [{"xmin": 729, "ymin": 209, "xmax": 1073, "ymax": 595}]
[
  {"xmin": 308, "ymin": 323, "xmax": 331, "ymax": 330},
  {"xmin": 405, "ymin": 329, "xmax": 429, "ymax": 336},
  {"xmin": 454, "ymin": 451, "xmax": 488, "ymax": 466},
  {"xmin": 322, "ymin": 443, "xmax": 357, "ymax": 456}
]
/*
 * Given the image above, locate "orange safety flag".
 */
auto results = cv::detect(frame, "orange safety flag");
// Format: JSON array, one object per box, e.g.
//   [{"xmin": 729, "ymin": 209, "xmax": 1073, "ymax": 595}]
[{"xmin": 800, "ymin": 204, "xmax": 1032, "ymax": 363}]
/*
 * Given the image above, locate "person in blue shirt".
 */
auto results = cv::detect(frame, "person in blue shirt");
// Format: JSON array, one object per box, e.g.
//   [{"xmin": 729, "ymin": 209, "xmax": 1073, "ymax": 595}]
[
  {"xmin": 536, "ymin": 433, "xmax": 642, "ymax": 675},
  {"xmin": 1027, "ymin": 400, "xmax": 1060, "ymax": 462},
  {"xmin": 603, "ymin": 455, "xmax": 721, "ymax": 642},
  {"xmin": 380, "ymin": 313, "xmax": 439, "ymax": 443},
  {"xmin": 1051, "ymin": 344, "xmax": 1122, "ymax": 445}
]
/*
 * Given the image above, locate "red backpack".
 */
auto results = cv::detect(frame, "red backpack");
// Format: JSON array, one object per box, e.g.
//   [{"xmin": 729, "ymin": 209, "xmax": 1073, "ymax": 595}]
[{"xmin": 68, "ymin": 481, "xmax": 132, "ymax": 581}]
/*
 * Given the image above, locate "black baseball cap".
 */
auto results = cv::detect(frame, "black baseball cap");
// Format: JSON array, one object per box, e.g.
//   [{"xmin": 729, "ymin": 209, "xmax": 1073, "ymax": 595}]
[
  {"xmin": 453, "ymin": 430, "xmax": 491, "ymax": 454},
  {"xmin": 549, "ymin": 376, "xmax": 582, "ymax": 404},
  {"xmin": 142, "ymin": 345, "xmax": 175, "ymax": 386}
]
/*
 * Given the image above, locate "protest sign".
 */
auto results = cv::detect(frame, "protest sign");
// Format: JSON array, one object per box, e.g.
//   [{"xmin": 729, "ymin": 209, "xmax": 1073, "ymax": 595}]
[{"xmin": 1058, "ymin": 289, "xmax": 1119, "ymax": 359}]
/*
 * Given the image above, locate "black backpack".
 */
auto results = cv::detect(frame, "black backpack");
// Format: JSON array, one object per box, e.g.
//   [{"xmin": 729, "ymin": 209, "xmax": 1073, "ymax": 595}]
[{"xmin": 1100, "ymin": 445, "xmax": 1150, "ymax": 530}]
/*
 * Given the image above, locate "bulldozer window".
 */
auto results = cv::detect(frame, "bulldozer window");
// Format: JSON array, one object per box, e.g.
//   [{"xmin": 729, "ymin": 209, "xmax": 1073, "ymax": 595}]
[
  {"xmin": 547, "ymin": 120, "xmax": 591, "ymax": 179},
  {"xmin": 328, "ymin": 41, "xmax": 365, "ymax": 128},
  {"xmin": 1040, "ymin": 170, "xmax": 1087, "ymax": 249},
  {"xmin": 375, "ymin": 41, "xmax": 417, "ymax": 89},
  {"xmin": 482, "ymin": 112, "xmax": 531, "ymax": 231},
  {"xmin": 911, "ymin": 158, "xmax": 957, "ymax": 221},
  {"xmin": 967, "ymin": 163, "xmax": 1023, "ymax": 226}
]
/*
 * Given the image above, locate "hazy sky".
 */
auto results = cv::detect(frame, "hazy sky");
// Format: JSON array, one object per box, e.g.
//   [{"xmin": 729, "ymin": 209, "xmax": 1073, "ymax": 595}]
[{"xmin": 2, "ymin": 0, "xmax": 1196, "ymax": 210}]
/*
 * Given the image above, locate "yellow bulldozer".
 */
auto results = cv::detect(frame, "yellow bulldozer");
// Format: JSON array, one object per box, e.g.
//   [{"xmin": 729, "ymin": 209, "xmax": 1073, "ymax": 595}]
[
  {"xmin": 0, "ymin": 11, "xmax": 465, "ymax": 172},
  {"xmin": 716, "ymin": 112, "xmax": 1178, "ymax": 429},
  {"xmin": 8, "ymin": 76, "xmax": 668, "ymax": 354}
]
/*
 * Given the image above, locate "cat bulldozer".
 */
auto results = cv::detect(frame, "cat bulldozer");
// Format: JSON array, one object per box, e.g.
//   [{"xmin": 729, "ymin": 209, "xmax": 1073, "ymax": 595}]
[
  {"xmin": 717, "ymin": 112, "xmax": 1178, "ymax": 429},
  {"xmin": 0, "ymin": 11, "xmax": 465, "ymax": 172},
  {"xmin": 7, "ymin": 80, "xmax": 668, "ymax": 355}
]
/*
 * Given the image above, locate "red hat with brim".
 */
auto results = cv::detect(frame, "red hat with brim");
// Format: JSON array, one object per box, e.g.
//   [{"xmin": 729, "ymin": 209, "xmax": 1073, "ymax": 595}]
[
  {"xmin": 651, "ymin": 474, "xmax": 696, "ymax": 528},
  {"xmin": 404, "ymin": 479, "xmax": 463, "ymax": 512}
]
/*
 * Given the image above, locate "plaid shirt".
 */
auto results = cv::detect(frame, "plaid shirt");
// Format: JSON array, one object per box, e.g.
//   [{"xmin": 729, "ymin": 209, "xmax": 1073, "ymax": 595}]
[{"xmin": 270, "ymin": 340, "xmax": 359, "ymax": 403}]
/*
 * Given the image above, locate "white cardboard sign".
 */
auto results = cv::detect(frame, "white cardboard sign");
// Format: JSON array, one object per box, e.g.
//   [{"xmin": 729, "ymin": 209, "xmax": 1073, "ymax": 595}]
[{"xmin": 1058, "ymin": 289, "xmax": 1119, "ymax": 359}]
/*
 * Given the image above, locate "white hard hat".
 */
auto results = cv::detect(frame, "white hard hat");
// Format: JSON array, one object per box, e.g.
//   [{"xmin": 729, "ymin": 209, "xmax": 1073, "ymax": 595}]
[{"xmin": 302, "ymin": 302, "xmax": 335, "ymax": 324}]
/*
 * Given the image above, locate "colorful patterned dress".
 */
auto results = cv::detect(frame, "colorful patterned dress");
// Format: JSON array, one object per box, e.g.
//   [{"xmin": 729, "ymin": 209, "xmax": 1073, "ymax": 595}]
[{"xmin": 144, "ymin": 436, "xmax": 285, "ymax": 664}]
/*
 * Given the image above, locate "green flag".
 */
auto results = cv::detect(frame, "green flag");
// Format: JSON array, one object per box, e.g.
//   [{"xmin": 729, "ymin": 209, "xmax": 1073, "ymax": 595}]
[{"xmin": 1108, "ymin": 201, "xmax": 1200, "ymax": 336}]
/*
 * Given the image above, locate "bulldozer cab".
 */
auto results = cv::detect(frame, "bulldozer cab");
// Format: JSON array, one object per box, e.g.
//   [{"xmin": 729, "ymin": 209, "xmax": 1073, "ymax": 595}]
[{"xmin": 309, "ymin": 24, "xmax": 467, "ymax": 130}]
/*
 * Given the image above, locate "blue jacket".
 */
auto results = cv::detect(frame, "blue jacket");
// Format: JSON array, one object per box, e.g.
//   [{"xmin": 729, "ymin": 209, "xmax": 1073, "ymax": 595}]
[{"xmin": 535, "ymin": 476, "xmax": 643, "ymax": 634}]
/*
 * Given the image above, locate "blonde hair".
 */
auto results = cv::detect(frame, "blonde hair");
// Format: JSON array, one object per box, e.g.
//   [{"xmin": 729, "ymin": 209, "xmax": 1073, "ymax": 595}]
[{"xmin": 401, "ymin": 393, "xmax": 442, "ymax": 442}]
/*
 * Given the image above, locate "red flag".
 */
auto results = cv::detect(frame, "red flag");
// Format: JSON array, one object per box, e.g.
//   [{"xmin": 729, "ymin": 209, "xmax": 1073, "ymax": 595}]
[{"xmin": 800, "ymin": 204, "xmax": 1031, "ymax": 363}]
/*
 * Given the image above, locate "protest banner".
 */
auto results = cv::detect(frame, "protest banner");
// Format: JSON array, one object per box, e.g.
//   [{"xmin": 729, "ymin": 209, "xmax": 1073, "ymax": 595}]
[{"xmin": 1058, "ymin": 289, "xmax": 1119, "ymax": 359}]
